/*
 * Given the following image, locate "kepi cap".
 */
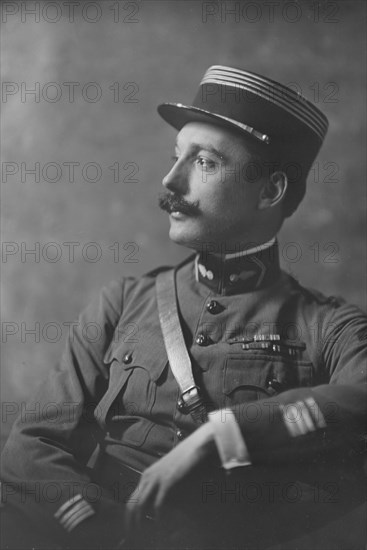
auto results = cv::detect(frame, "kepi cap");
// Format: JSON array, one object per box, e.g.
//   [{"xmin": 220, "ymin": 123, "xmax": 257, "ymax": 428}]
[{"xmin": 158, "ymin": 64, "xmax": 328, "ymax": 150}]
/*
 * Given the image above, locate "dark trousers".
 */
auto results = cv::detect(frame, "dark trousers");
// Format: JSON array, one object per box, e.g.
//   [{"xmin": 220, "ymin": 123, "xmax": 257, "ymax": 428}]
[{"xmin": 2, "ymin": 463, "xmax": 366, "ymax": 550}]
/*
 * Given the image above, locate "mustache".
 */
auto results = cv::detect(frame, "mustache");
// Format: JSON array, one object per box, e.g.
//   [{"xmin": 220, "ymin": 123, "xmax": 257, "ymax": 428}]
[{"xmin": 158, "ymin": 193, "xmax": 200, "ymax": 216}]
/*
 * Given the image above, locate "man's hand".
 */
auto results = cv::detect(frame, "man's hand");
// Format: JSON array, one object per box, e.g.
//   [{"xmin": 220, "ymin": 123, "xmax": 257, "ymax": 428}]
[{"xmin": 124, "ymin": 421, "xmax": 216, "ymax": 536}]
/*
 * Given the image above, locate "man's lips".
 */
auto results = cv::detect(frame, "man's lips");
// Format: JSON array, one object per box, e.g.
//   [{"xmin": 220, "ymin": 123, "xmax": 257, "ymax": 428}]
[
  {"xmin": 169, "ymin": 211, "xmax": 187, "ymax": 219},
  {"xmin": 168, "ymin": 206, "xmax": 191, "ymax": 216}
]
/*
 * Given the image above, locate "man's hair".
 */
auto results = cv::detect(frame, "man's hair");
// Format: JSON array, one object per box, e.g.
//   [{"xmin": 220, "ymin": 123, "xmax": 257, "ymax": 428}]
[{"xmin": 242, "ymin": 135, "xmax": 307, "ymax": 218}]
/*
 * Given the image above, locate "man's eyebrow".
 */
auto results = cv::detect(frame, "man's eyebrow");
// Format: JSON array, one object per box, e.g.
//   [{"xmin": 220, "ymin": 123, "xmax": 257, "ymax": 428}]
[{"xmin": 175, "ymin": 140, "xmax": 227, "ymax": 161}]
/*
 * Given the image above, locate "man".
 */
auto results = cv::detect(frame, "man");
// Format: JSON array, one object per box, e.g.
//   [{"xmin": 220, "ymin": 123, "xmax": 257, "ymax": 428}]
[{"xmin": 1, "ymin": 65, "xmax": 366, "ymax": 549}]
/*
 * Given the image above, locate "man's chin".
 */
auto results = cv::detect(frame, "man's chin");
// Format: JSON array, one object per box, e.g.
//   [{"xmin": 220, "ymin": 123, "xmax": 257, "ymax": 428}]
[{"xmin": 168, "ymin": 227, "xmax": 201, "ymax": 251}]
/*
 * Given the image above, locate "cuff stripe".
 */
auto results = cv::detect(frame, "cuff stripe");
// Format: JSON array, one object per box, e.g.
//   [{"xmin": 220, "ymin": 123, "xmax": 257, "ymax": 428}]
[
  {"xmin": 55, "ymin": 494, "xmax": 95, "ymax": 532},
  {"xmin": 60, "ymin": 500, "xmax": 92, "ymax": 526},
  {"xmin": 54, "ymin": 493, "xmax": 83, "ymax": 519},
  {"xmin": 305, "ymin": 397, "xmax": 327, "ymax": 428},
  {"xmin": 281, "ymin": 398, "xmax": 326, "ymax": 438},
  {"xmin": 64, "ymin": 505, "xmax": 95, "ymax": 532}
]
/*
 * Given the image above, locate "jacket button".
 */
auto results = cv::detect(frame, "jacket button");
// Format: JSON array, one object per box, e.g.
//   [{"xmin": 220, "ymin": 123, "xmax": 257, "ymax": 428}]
[
  {"xmin": 123, "ymin": 353, "xmax": 133, "ymax": 364},
  {"xmin": 176, "ymin": 430, "xmax": 185, "ymax": 441},
  {"xmin": 229, "ymin": 273, "xmax": 239, "ymax": 283},
  {"xmin": 196, "ymin": 333, "xmax": 209, "ymax": 346},
  {"xmin": 267, "ymin": 378, "xmax": 283, "ymax": 392},
  {"xmin": 206, "ymin": 300, "xmax": 220, "ymax": 314}
]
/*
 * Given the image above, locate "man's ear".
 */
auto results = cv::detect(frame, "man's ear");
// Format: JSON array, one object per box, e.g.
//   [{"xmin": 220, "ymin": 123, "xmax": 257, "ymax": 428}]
[{"xmin": 258, "ymin": 171, "xmax": 288, "ymax": 210}]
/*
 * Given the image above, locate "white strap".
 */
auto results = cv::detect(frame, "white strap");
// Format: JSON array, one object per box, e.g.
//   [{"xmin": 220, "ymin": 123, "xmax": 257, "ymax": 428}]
[{"xmin": 156, "ymin": 269, "xmax": 207, "ymax": 424}]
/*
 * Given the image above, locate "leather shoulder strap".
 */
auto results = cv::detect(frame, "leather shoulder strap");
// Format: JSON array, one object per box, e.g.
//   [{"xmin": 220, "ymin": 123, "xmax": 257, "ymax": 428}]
[{"xmin": 156, "ymin": 269, "xmax": 207, "ymax": 424}]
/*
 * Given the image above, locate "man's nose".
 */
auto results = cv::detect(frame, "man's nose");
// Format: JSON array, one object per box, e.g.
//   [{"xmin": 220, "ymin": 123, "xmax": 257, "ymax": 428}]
[{"xmin": 162, "ymin": 161, "xmax": 188, "ymax": 194}]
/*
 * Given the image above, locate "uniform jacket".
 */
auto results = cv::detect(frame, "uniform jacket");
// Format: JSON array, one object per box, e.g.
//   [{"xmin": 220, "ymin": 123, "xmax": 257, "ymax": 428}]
[{"xmin": 1, "ymin": 243, "xmax": 367, "ymax": 548}]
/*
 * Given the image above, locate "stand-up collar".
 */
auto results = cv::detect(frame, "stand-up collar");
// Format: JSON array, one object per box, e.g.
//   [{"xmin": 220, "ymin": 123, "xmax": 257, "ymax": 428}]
[{"xmin": 195, "ymin": 239, "xmax": 281, "ymax": 295}]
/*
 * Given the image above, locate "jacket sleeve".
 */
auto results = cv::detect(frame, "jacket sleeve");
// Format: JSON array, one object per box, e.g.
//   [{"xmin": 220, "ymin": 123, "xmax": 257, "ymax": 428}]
[
  {"xmin": 1, "ymin": 280, "xmax": 127, "ymax": 548},
  {"xmin": 231, "ymin": 300, "xmax": 367, "ymax": 464}
]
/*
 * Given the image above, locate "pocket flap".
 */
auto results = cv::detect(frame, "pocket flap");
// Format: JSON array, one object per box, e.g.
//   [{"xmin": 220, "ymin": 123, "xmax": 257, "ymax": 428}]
[
  {"xmin": 224, "ymin": 354, "xmax": 314, "ymax": 396},
  {"xmin": 103, "ymin": 322, "xmax": 168, "ymax": 383},
  {"xmin": 224, "ymin": 357, "xmax": 272, "ymax": 395}
]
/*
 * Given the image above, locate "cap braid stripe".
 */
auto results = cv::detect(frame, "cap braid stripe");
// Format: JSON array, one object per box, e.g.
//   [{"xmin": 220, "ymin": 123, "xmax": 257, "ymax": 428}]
[
  {"xmin": 203, "ymin": 67, "xmax": 328, "ymax": 133},
  {"xmin": 201, "ymin": 74, "xmax": 327, "ymax": 139},
  {"xmin": 207, "ymin": 65, "xmax": 328, "ymax": 130},
  {"xmin": 204, "ymin": 72, "xmax": 328, "ymax": 134},
  {"xmin": 201, "ymin": 76, "xmax": 326, "ymax": 141},
  {"xmin": 207, "ymin": 68, "xmax": 328, "ymax": 131}
]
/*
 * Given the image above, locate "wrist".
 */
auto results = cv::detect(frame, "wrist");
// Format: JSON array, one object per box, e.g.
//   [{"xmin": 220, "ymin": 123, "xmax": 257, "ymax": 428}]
[{"xmin": 194, "ymin": 421, "xmax": 216, "ymax": 459}]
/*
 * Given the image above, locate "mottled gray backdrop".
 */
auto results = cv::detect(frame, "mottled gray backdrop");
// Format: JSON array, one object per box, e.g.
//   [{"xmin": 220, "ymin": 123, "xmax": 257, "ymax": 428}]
[{"xmin": 1, "ymin": 0, "xmax": 366, "ymax": 444}]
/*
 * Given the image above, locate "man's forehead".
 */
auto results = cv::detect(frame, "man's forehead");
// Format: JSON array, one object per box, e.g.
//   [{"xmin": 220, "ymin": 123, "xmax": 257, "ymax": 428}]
[{"xmin": 174, "ymin": 121, "xmax": 251, "ymax": 155}]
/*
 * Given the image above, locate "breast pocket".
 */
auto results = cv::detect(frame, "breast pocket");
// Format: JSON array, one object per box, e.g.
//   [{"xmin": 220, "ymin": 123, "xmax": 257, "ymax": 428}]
[
  {"xmin": 96, "ymin": 338, "xmax": 168, "ymax": 433},
  {"xmin": 223, "ymin": 351, "xmax": 314, "ymax": 407}
]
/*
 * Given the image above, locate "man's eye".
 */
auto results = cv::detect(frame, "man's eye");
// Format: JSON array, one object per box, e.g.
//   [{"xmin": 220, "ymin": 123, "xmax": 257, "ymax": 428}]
[{"xmin": 196, "ymin": 157, "xmax": 216, "ymax": 170}]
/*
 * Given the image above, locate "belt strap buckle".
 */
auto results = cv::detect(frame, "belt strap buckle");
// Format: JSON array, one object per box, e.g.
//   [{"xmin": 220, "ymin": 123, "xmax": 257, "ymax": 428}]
[
  {"xmin": 179, "ymin": 385, "xmax": 201, "ymax": 408},
  {"xmin": 178, "ymin": 385, "xmax": 208, "ymax": 424}
]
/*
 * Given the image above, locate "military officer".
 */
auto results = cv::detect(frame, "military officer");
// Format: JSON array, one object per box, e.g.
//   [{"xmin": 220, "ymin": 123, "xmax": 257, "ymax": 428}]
[{"xmin": 1, "ymin": 66, "xmax": 366, "ymax": 549}]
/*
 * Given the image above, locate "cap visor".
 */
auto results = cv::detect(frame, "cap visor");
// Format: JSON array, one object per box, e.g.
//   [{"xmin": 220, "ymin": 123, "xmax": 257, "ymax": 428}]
[{"xmin": 157, "ymin": 103, "xmax": 269, "ymax": 144}]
